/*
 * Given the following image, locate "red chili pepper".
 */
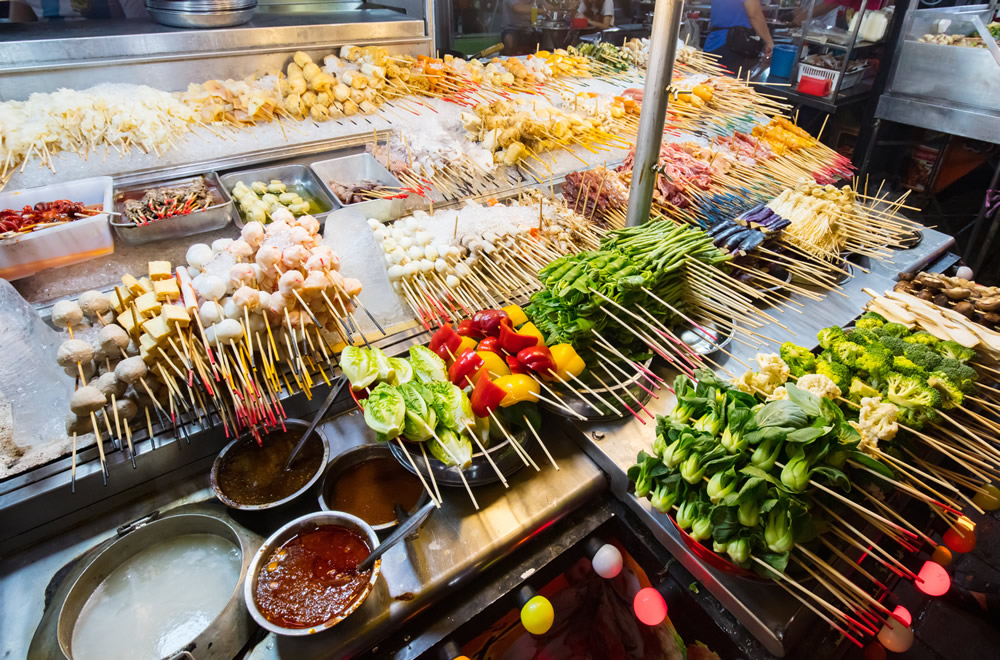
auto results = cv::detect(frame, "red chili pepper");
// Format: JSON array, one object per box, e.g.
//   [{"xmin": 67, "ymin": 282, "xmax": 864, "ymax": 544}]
[
  {"xmin": 473, "ymin": 309, "xmax": 510, "ymax": 337},
  {"xmin": 448, "ymin": 348, "xmax": 484, "ymax": 387},
  {"xmin": 499, "ymin": 319, "xmax": 539, "ymax": 355},
  {"xmin": 470, "ymin": 371, "xmax": 507, "ymax": 418},
  {"xmin": 476, "ymin": 336, "xmax": 502, "ymax": 355},
  {"xmin": 506, "ymin": 355, "xmax": 528, "ymax": 375},
  {"xmin": 429, "ymin": 323, "xmax": 463, "ymax": 361},
  {"xmin": 457, "ymin": 319, "xmax": 484, "ymax": 340}
]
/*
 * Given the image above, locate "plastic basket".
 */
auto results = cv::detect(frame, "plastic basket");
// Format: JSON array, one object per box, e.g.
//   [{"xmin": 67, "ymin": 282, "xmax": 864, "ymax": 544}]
[{"xmin": 796, "ymin": 62, "xmax": 867, "ymax": 91}]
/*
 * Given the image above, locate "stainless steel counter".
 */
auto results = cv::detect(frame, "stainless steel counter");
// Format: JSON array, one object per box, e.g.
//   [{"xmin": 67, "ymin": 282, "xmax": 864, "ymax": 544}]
[
  {"xmin": 565, "ymin": 229, "xmax": 954, "ymax": 657},
  {"xmin": 0, "ymin": 405, "xmax": 605, "ymax": 660}
]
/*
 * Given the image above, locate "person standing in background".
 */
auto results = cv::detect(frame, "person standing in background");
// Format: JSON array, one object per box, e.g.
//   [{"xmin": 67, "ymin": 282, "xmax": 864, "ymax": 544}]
[
  {"xmin": 578, "ymin": 0, "xmax": 615, "ymax": 29},
  {"xmin": 705, "ymin": 0, "xmax": 774, "ymax": 75}
]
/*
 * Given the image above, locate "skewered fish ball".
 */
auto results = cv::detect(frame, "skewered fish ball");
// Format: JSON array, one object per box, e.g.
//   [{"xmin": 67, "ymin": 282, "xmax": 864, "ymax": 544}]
[
  {"xmin": 57, "ymin": 339, "xmax": 95, "ymax": 367},
  {"xmin": 70, "ymin": 386, "xmax": 107, "ymax": 415},
  {"xmin": 115, "ymin": 398, "xmax": 139, "ymax": 420},
  {"xmin": 52, "ymin": 300, "xmax": 84, "ymax": 329},
  {"xmin": 96, "ymin": 372, "xmax": 127, "ymax": 398},
  {"xmin": 186, "ymin": 243, "xmax": 213, "ymax": 269},
  {"xmin": 98, "ymin": 324, "xmax": 130, "ymax": 356},
  {"xmin": 65, "ymin": 361, "xmax": 96, "ymax": 381},
  {"xmin": 115, "ymin": 356, "xmax": 148, "ymax": 384},
  {"xmin": 66, "ymin": 413, "xmax": 98, "ymax": 436},
  {"xmin": 78, "ymin": 290, "xmax": 112, "ymax": 319},
  {"xmin": 215, "ymin": 319, "xmax": 244, "ymax": 343}
]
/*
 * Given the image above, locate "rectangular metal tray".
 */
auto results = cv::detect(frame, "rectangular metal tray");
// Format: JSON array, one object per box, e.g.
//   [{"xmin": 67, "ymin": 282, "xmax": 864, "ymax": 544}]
[
  {"xmin": 219, "ymin": 163, "xmax": 338, "ymax": 228},
  {"xmin": 111, "ymin": 172, "xmax": 234, "ymax": 245},
  {"xmin": 311, "ymin": 153, "xmax": 405, "ymax": 224}
]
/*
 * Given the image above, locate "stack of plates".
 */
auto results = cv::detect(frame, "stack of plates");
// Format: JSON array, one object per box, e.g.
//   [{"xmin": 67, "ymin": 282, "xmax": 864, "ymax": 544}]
[{"xmin": 146, "ymin": 0, "xmax": 256, "ymax": 28}]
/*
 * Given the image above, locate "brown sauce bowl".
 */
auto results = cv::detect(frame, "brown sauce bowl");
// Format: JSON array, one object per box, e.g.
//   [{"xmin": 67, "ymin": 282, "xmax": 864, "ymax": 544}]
[
  {"xmin": 318, "ymin": 444, "xmax": 429, "ymax": 532},
  {"xmin": 211, "ymin": 419, "xmax": 330, "ymax": 511}
]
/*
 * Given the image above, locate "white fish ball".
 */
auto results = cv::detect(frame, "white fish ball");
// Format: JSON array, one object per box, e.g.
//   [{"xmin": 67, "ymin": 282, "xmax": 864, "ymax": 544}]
[
  {"xmin": 446, "ymin": 275, "xmax": 460, "ymax": 288},
  {"xmin": 199, "ymin": 301, "xmax": 223, "ymax": 325},
  {"xmin": 98, "ymin": 325, "xmax": 130, "ymax": 356},
  {"xmin": 408, "ymin": 246, "xmax": 424, "ymax": 260},
  {"xmin": 78, "ymin": 290, "xmax": 111, "ymax": 318},
  {"xmin": 216, "ymin": 318, "xmax": 244, "ymax": 342},
  {"xmin": 96, "ymin": 371, "xmax": 126, "ymax": 398},
  {"xmin": 186, "ymin": 243, "xmax": 212, "ymax": 269},
  {"xmin": 114, "ymin": 356, "xmax": 147, "ymax": 384},
  {"xmin": 419, "ymin": 260, "xmax": 434, "ymax": 273},
  {"xmin": 196, "ymin": 275, "xmax": 226, "ymax": 301},
  {"xmin": 70, "ymin": 385, "xmax": 106, "ymax": 415},
  {"xmin": 212, "ymin": 238, "xmax": 234, "ymax": 253},
  {"xmin": 387, "ymin": 264, "xmax": 404, "ymax": 281},
  {"xmin": 57, "ymin": 339, "xmax": 95, "ymax": 367},
  {"xmin": 52, "ymin": 300, "xmax": 84, "ymax": 329},
  {"xmin": 424, "ymin": 245, "xmax": 439, "ymax": 261}
]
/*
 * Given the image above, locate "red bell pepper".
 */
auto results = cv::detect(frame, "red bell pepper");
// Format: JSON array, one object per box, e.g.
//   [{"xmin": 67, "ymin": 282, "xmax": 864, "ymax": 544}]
[
  {"xmin": 506, "ymin": 355, "xmax": 528, "ymax": 375},
  {"xmin": 476, "ymin": 336, "xmax": 502, "ymax": 355},
  {"xmin": 516, "ymin": 345, "xmax": 557, "ymax": 378},
  {"xmin": 449, "ymin": 350, "xmax": 484, "ymax": 387},
  {"xmin": 499, "ymin": 319, "xmax": 539, "ymax": 355},
  {"xmin": 470, "ymin": 371, "xmax": 507, "ymax": 418},
  {"xmin": 429, "ymin": 323, "xmax": 463, "ymax": 361},
  {"xmin": 457, "ymin": 319, "xmax": 484, "ymax": 340},
  {"xmin": 473, "ymin": 309, "xmax": 510, "ymax": 337}
]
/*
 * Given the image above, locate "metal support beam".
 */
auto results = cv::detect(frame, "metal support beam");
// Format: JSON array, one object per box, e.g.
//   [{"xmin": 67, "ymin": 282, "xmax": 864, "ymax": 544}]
[{"xmin": 624, "ymin": 0, "xmax": 685, "ymax": 227}]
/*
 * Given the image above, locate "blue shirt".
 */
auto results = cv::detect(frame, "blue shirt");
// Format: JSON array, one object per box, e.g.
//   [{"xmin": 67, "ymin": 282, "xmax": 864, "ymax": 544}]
[{"xmin": 705, "ymin": 0, "xmax": 752, "ymax": 52}]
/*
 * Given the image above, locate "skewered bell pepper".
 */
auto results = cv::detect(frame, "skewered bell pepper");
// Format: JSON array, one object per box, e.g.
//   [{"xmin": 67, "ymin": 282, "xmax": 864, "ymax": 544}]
[
  {"xmin": 494, "ymin": 374, "xmax": 540, "ymax": 406},
  {"xmin": 476, "ymin": 350, "xmax": 511, "ymax": 380},
  {"xmin": 499, "ymin": 319, "xmax": 539, "ymax": 354},
  {"xmin": 502, "ymin": 304, "xmax": 529, "ymax": 328},
  {"xmin": 429, "ymin": 323, "xmax": 463, "ymax": 361},
  {"xmin": 476, "ymin": 336, "xmax": 502, "ymax": 355},
  {"xmin": 470, "ymin": 371, "xmax": 507, "ymax": 418},
  {"xmin": 473, "ymin": 309, "xmax": 510, "ymax": 337},
  {"xmin": 457, "ymin": 319, "xmax": 484, "ymax": 339},
  {"xmin": 517, "ymin": 322, "xmax": 545, "ymax": 345},
  {"xmin": 454, "ymin": 336, "xmax": 478, "ymax": 358},
  {"xmin": 549, "ymin": 344, "xmax": 585, "ymax": 380},
  {"xmin": 516, "ymin": 345, "xmax": 557, "ymax": 379},
  {"xmin": 449, "ymin": 350, "xmax": 484, "ymax": 387},
  {"xmin": 506, "ymin": 355, "xmax": 528, "ymax": 375}
]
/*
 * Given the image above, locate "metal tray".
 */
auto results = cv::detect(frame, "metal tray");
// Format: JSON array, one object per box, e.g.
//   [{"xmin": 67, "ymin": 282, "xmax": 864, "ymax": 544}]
[
  {"xmin": 312, "ymin": 153, "xmax": 406, "ymax": 223},
  {"xmin": 539, "ymin": 358, "xmax": 656, "ymax": 423},
  {"xmin": 146, "ymin": 6, "xmax": 257, "ymax": 29},
  {"xmin": 219, "ymin": 163, "xmax": 338, "ymax": 228},
  {"xmin": 111, "ymin": 172, "xmax": 234, "ymax": 245}
]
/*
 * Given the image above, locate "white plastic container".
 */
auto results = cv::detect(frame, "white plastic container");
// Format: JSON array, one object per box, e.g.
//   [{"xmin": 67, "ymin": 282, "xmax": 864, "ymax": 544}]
[
  {"xmin": 312, "ymin": 153, "xmax": 405, "ymax": 224},
  {"xmin": 0, "ymin": 176, "xmax": 114, "ymax": 280}
]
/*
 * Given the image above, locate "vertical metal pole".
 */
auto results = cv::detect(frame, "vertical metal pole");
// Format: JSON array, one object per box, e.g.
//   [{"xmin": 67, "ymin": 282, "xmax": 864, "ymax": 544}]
[{"xmin": 625, "ymin": 0, "xmax": 686, "ymax": 227}]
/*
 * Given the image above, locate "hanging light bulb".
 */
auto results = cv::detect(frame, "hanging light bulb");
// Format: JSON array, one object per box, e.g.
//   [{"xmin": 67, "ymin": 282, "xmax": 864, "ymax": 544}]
[
  {"xmin": 943, "ymin": 516, "xmax": 977, "ymax": 554},
  {"xmin": 633, "ymin": 587, "xmax": 668, "ymax": 626},
  {"xmin": 592, "ymin": 543, "xmax": 623, "ymax": 579},
  {"xmin": 916, "ymin": 560, "xmax": 951, "ymax": 597},
  {"xmin": 877, "ymin": 606, "xmax": 914, "ymax": 653}
]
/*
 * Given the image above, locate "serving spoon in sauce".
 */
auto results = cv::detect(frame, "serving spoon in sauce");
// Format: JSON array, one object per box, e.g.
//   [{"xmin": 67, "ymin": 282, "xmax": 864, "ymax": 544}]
[
  {"xmin": 284, "ymin": 377, "xmax": 348, "ymax": 471},
  {"xmin": 357, "ymin": 500, "xmax": 437, "ymax": 572}
]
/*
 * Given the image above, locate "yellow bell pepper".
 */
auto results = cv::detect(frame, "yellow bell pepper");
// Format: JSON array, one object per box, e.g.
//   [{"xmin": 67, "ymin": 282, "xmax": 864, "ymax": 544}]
[
  {"xmin": 475, "ymin": 350, "xmax": 511, "ymax": 379},
  {"xmin": 549, "ymin": 343, "xmax": 586, "ymax": 380},
  {"xmin": 454, "ymin": 336, "xmax": 478, "ymax": 360},
  {"xmin": 692, "ymin": 84, "xmax": 713, "ymax": 102},
  {"xmin": 502, "ymin": 304, "xmax": 529, "ymax": 328},
  {"xmin": 517, "ymin": 322, "xmax": 545, "ymax": 345},
  {"xmin": 494, "ymin": 374, "xmax": 540, "ymax": 406}
]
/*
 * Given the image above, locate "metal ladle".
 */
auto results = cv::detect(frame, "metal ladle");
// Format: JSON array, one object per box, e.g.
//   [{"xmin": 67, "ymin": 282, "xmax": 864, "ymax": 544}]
[
  {"xmin": 284, "ymin": 377, "xmax": 347, "ymax": 471},
  {"xmin": 357, "ymin": 499, "xmax": 437, "ymax": 572}
]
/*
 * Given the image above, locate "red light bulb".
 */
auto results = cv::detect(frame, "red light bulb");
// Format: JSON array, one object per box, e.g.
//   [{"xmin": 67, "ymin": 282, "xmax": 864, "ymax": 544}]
[
  {"xmin": 916, "ymin": 560, "xmax": 951, "ymax": 597},
  {"xmin": 943, "ymin": 517, "xmax": 976, "ymax": 553},
  {"xmin": 633, "ymin": 587, "xmax": 667, "ymax": 626},
  {"xmin": 891, "ymin": 605, "xmax": 912, "ymax": 628}
]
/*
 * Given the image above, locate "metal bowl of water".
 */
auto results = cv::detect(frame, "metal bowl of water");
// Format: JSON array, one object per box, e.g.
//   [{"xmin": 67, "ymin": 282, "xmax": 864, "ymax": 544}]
[{"xmin": 55, "ymin": 512, "xmax": 259, "ymax": 660}]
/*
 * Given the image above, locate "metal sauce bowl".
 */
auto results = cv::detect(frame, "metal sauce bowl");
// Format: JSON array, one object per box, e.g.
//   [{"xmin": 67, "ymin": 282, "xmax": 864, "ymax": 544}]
[
  {"xmin": 317, "ymin": 444, "xmax": 429, "ymax": 531},
  {"xmin": 56, "ymin": 512, "xmax": 257, "ymax": 660},
  {"xmin": 210, "ymin": 419, "xmax": 330, "ymax": 511},
  {"xmin": 243, "ymin": 511, "xmax": 381, "ymax": 636}
]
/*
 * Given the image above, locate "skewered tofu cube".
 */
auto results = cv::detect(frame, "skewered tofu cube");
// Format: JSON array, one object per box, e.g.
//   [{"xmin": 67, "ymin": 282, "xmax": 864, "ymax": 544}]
[
  {"xmin": 138, "ymin": 277, "xmax": 154, "ymax": 294},
  {"xmin": 141, "ymin": 315, "xmax": 170, "ymax": 344},
  {"xmin": 152, "ymin": 278, "xmax": 180, "ymax": 302},
  {"xmin": 109, "ymin": 288, "xmax": 132, "ymax": 313},
  {"xmin": 134, "ymin": 292, "xmax": 162, "ymax": 318},
  {"xmin": 123, "ymin": 273, "xmax": 144, "ymax": 296},
  {"xmin": 117, "ymin": 310, "xmax": 138, "ymax": 334},
  {"xmin": 148, "ymin": 261, "xmax": 172, "ymax": 281},
  {"xmin": 162, "ymin": 304, "xmax": 191, "ymax": 328}
]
